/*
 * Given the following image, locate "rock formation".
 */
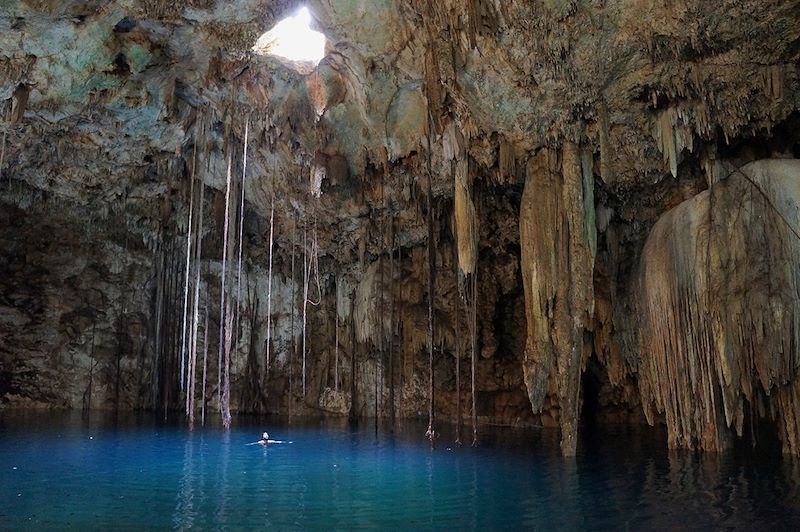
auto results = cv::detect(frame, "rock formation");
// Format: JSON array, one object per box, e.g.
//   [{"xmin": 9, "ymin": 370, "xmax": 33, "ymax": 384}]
[
  {"xmin": 520, "ymin": 144, "xmax": 595, "ymax": 455},
  {"xmin": 635, "ymin": 159, "xmax": 800, "ymax": 455},
  {"xmin": 1, "ymin": 0, "xmax": 799, "ymax": 454}
]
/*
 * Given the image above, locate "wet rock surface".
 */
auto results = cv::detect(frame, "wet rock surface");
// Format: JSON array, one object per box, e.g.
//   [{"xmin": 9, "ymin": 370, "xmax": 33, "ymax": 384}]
[{"xmin": 1, "ymin": 0, "xmax": 799, "ymax": 453}]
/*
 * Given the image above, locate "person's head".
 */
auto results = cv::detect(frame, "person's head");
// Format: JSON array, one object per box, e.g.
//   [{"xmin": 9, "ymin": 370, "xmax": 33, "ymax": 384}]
[{"xmin": 262, "ymin": 432, "xmax": 269, "ymax": 440}]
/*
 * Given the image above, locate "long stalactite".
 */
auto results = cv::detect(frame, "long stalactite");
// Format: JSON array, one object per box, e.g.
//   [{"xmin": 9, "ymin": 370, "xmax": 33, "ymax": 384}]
[{"xmin": 519, "ymin": 144, "xmax": 595, "ymax": 456}]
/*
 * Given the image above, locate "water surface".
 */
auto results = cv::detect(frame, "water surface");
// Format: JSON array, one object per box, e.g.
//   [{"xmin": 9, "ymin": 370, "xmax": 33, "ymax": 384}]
[{"xmin": 1, "ymin": 411, "xmax": 798, "ymax": 529}]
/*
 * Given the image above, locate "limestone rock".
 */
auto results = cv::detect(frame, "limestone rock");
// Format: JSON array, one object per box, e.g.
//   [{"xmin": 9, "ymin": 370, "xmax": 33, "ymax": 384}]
[
  {"xmin": 635, "ymin": 159, "xmax": 800, "ymax": 454},
  {"xmin": 0, "ymin": 0, "xmax": 799, "ymax": 456},
  {"xmin": 520, "ymin": 143, "xmax": 595, "ymax": 455}
]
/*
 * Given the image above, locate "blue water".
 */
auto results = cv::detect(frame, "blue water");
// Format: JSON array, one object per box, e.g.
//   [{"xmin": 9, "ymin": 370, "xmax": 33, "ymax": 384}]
[{"xmin": 1, "ymin": 411, "xmax": 799, "ymax": 530}]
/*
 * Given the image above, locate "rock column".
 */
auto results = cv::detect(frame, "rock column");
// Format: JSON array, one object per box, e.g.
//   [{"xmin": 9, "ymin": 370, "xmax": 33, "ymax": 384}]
[{"xmin": 519, "ymin": 143, "xmax": 595, "ymax": 456}]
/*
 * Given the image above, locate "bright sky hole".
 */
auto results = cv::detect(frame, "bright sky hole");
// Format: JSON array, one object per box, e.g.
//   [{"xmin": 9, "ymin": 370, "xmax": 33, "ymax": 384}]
[{"xmin": 253, "ymin": 7, "xmax": 326, "ymax": 65}]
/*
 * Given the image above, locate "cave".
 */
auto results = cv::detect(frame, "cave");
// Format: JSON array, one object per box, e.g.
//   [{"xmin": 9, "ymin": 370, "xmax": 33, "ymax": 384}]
[{"xmin": 2, "ymin": 0, "xmax": 800, "ymax": 528}]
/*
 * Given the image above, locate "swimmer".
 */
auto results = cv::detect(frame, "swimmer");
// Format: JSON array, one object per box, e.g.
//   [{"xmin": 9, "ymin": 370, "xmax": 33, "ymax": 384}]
[{"xmin": 247, "ymin": 432, "xmax": 291, "ymax": 446}]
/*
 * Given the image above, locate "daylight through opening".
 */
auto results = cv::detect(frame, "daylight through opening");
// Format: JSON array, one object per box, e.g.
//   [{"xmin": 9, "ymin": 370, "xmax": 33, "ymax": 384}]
[{"xmin": 253, "ymin": 7, "xmax": 326, "ymax": 65}]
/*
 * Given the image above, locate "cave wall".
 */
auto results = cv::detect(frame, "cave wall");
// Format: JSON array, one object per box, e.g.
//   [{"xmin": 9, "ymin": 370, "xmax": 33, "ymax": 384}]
[{"xmin": 1, "ymin": 0, "xmax": 800, "ymax": 453}]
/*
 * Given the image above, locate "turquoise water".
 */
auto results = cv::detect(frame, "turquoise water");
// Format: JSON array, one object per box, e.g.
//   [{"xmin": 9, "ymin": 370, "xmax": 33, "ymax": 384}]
[{"xmin": 1, "ymin": 411, "xmax": 799, "ymax": 530}]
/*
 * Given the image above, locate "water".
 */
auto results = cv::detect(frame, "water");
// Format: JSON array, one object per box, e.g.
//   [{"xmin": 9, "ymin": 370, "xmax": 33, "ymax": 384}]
[{"xmin": 1, "ymin": 411, "xmax": 799, "ymax": 530}]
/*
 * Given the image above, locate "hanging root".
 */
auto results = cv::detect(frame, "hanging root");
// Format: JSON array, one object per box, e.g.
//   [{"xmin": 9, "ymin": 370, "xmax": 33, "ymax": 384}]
[
  {"xmin": 187, "ymin": 176, "xmax": 205, "ymax": 428},
  {"xmin": 179, "ymin": 117, "xmax": 200, "ymax": 394},
  {"xmin": 302, "ymin": 225, "xmax": 308, "ymax": 397},
  {"xmin": 233, "ymin": 118, "xmax": 249, "ymax": 384},
  {"xmin": 266, "ymin": 195, "xmax": 274, "ymax": 384},
  {"xmin": 335, "ymin": 273, "xmax": 339, "ymax": 393},
  {"xmin": 215, "ymin": 137, "xmax": 238, "ymax": 428},
  {"xmin": 201, "ymin": 297, "xmax": 209, "ymax": 427},
  {"xmin": 470, "ymin": 269, "xmax": 478, "ymax": 446},
  {"xmin": 425, "ymin": 110, "xmax": 436, "ymax": 443},
  {"xmin": 454, "ymin": 243, "xmax": 462, "ymax": 445},
  {"xmin": 388, "ymin": 220, "xmax": 396, "ymax": 429},
  {"xmin": 289, "ymin": 221, "xmax": 297, "ymax": 415},
  {"xmin": 218, "ymin": 150, "xmax": 233, "ymax": 408}
]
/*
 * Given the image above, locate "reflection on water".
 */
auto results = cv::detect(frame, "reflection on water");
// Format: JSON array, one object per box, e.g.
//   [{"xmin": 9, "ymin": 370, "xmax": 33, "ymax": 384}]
[
  {"xmin": 0, "ymin": 411, "xmax": 799, "ymax": 529},
  {"xmin": 174, "ymin": 433, "xmax": 197, "ymax": 529}
]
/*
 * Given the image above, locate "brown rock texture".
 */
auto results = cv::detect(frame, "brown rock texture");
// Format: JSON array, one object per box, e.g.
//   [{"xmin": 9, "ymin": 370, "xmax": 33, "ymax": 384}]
[
  {"xmin": 0, "ymin": 0, "xmax": 799, "ymax": 454},
  {"xmin": 635, "ymin": 159, "xmax": 800, "ymax": 454},
  {"xmin": 520, "ymin": 144, "xmax": 595, "ymax": 455}
]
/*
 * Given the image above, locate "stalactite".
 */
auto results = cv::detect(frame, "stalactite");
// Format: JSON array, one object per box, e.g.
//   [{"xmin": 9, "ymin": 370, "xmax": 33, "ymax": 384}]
[
  {"xmin": 450, "ymin": 122, "xmax": 477, "ymax": 443},
  {"xmin": 519, "ymin": 144, "xmax": 595, "ymax": 456},
  {"xmin": 453, "ymin": 139, "xmax": 477, "ymax": 275},
  {"xmin": 762, "ymin": 64, "xmax": 785, "ymax": 102},
  {"xmin": 580, "ymin": 147, "xmax": 597, "ymax": 260},
  {"xmin": 653, "ymin": 107, "xmax": 694, "ymax": 179},
  {"xmin": 265, "ymin": 195, "xmax": 274, "ymax": 384},
  {"xmin": 635, "ymin": 159, "xmax": 800, "ymax": 454},
  {"xmin": 657, "ymin": 109, "xmax": 678, "ymax": 178},
  {"xmin": 218, "ymin": 150, "xmax": 233, "ymax": 410},
  {"xmin": 498, "ymin": 135, "xmax": 515, "ymax": 185}
]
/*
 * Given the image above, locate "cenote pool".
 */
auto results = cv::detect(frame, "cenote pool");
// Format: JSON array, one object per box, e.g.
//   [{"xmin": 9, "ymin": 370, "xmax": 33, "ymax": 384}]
[{"xmin": 1, "ymin": 411, "xmax": 799, "ymax": 529}]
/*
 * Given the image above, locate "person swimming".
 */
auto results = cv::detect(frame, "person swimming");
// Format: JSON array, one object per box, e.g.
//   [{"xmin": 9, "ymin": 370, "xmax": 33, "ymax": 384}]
[{"xmin": 258, "ymin": 432, "xmax": 270, "ymax": 445}]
